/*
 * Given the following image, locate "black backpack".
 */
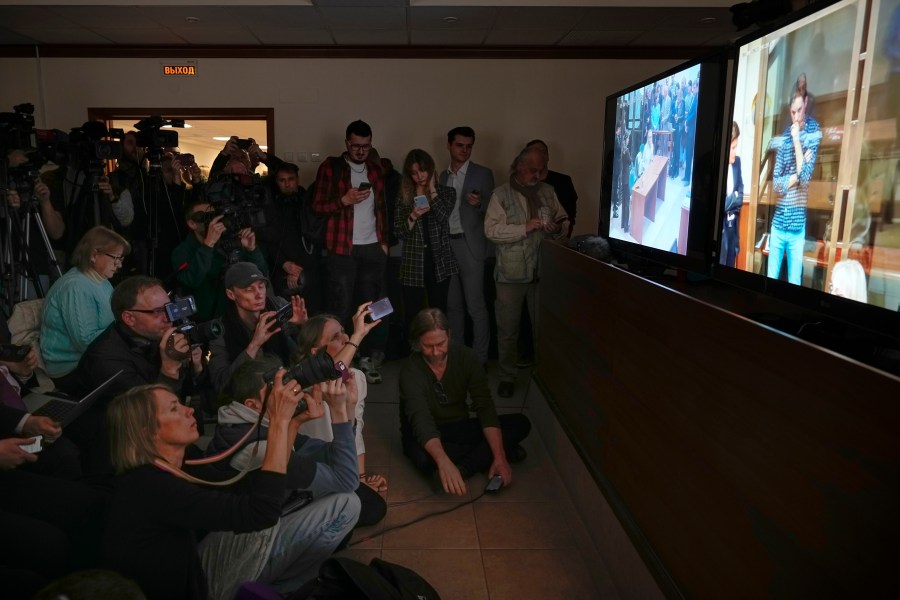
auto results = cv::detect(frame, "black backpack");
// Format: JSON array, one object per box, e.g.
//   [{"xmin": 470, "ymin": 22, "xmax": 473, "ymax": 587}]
[{"xmin": 289, "ymin": 557, "xmax": 441, "ymax": 600}]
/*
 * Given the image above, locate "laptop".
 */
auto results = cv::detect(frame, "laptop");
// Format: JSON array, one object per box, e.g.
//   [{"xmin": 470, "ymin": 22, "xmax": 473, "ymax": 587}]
[{"xmin": 23, "ymin": 370, "xmax": 123, "ymax": 427}]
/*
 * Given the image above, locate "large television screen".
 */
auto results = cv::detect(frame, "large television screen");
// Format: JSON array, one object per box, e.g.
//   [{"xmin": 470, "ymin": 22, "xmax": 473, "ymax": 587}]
[
  {"xmin": 600, "ymin": 53, "xmax": 726, "ymax": 272},
  {"xmin": 718, "ymin": 0, "xmax": 900, "ymax": 330}
]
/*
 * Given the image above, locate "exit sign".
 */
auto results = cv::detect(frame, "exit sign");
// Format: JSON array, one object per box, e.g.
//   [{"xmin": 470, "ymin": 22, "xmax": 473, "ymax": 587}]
[{"xmin": 161, "ymin": 61, "xmax": 198, "ymax": 77}]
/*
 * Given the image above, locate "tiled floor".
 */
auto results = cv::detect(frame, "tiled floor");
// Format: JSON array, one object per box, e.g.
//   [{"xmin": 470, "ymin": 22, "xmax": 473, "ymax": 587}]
[{"xmin": 336, "ymin": 359, "xmax": 603, "ymax": 599}]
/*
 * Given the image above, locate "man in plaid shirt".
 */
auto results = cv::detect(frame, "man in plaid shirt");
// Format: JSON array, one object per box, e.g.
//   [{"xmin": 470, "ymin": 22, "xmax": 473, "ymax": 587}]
[
  {"xmin": 768, "ymin": 80, "xmax": 821, "ymax": 286},
  {"xmin": 311, "ymin": 120, "xmax": 388, "ymax": 382}
]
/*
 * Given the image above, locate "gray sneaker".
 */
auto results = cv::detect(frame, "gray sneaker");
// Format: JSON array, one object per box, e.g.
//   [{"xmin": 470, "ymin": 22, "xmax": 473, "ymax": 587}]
[{"xmin": 358, "ymin": 356, "xmax": 383, "ymax": 384}]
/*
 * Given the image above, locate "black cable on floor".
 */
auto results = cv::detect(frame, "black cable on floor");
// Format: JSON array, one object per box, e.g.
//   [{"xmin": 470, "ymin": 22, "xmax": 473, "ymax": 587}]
[{"xmin": 349, "ymin": 491, "xmax": 487, "ymax": 547}]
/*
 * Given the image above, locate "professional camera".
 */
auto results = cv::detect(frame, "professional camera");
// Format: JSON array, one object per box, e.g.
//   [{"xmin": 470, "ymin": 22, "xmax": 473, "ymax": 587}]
[
  {"xmin": 205, "ymin": 173, "xmax": 270, "ymax": 258},
  {"xmin": 165, "ymin": 295, "xmax": 223, "ymax": 345},
  {"xmin": 0, "ymin": 103, "xmax": 36, "ymax": 152},
  {"xmin": 5, "ymin": 151, "xmax": 47, "ymax": 202},
  {"xmin": 133, "ymin": 116, "xmax": 181, "ymax": 155},
  {"xmin": 66, "ymin": 121, "xmax": 124, "ymax": 179},
  {"xmin": 263, "ymin": 352, "xmax": 349, "ymax": 414}
]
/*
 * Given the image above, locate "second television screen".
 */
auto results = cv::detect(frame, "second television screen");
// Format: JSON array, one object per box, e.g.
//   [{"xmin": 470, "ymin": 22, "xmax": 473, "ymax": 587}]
[
  {"xmin": 720, "ymin": 0, "xmax": 899, "ymax": 313},
  {"xmin": 608, "ymin": 62, "xmax": 703, "ymax": 255}
]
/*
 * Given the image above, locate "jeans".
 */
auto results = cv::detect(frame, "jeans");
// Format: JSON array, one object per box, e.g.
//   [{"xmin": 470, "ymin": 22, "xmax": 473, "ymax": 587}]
[
  {"xmin": 259, "ymin": 492, "xmax": 360, "ymax": 595},
  {"xmin": 495, "ymin": 281, "xmax": 537, "ymax": 383},
  {"xmin": 325, "ymin": 243, "xmax": 387, "ymax": 354},
  {"xmin": 767, "ymin": 225, "xmax": 805, "ymax": 285},
  {"xmin": 448, "ymin": 237, "xmax": 490, "ymax": 364}
]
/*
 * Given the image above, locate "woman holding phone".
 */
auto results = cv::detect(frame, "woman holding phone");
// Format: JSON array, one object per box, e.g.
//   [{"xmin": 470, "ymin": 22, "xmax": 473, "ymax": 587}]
[{"xmin": 393, "ymin": 149, "xmax": 458, "ymax": 324}]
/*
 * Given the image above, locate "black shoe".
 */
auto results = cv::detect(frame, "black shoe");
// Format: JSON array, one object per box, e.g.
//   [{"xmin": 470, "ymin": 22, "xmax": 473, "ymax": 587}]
[
  {"xmin": 497, "ymin": 381, "xmax": 515, "ymax": 398},
  {"xmin": 507, "ymin": 445, "xmax": 527, "ymax": 464}
]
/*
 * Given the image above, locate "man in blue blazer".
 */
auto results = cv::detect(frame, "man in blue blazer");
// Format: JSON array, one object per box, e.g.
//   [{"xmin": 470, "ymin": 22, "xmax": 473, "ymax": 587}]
[{"xmin": 439, "ymin": 126, "xmax": 495, "ymax": 365}]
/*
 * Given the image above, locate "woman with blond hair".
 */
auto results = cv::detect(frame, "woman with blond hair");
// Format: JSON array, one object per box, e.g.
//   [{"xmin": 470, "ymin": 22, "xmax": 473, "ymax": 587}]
[
  {"xmin": 40, "ymin": 225, "xmax": 130, "ymax": 387},
  {"xmin": 102, "ymin": 379, "xmax": 358, "ymax": 600}
]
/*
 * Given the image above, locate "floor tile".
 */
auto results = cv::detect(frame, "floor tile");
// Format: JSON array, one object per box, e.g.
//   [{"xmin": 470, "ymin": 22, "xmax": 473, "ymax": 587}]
[
  {"xmin": 482, "ymin": 548, "xmax": 598, "ymax": 599},
  {"xmin": 332, "ymin": 547, "xmax": 382, "ymax": 565},
  {"xmin": 381, "ymin": 549, "xmax": 489, "ymax": 600},
  {"xmin": 381, "ymin": 502, "xmax": 479, "ymax": 549},
  {"xmin": 360, "ymin": 433, "xmax": 392, "ymax": 470},
  {"xmin": 474, "ymin": 502, "xmax": 576, "ymax": 549}
]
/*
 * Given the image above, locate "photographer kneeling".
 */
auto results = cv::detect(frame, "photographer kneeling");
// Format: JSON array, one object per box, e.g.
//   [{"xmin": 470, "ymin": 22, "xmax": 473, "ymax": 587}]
[
  {"xmin": 208, "ymin": 262, "xmax": 307, "ymax": 394},
  {"xmin": 172, "ymin": 194, "xmax": 268, "ymax": 322}
]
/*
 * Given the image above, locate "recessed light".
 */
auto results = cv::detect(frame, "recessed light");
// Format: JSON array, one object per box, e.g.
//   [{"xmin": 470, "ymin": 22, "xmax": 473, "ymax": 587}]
[
  {"xmin": 185, "ymin": 16, "xmax": 200, "ymax": 24},
  {"xmin": 442, "ymin": 16, "xmax": 458, "ymax": 24},
  {"xmin": 213, "ymin": 136, "xmax": 231, "ymax": 141},
  {"xmin": 700, "ymin": 16, "xmax": 717, "ymax": 24}
]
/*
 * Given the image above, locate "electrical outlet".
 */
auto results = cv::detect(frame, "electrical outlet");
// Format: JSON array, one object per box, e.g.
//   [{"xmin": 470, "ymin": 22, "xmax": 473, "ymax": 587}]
[
  {"xmin": 311, "ymin": 153, "xmax": 321, "ymax": 162},
  {"xmin": 298, "ymin": 152, "xmax": 308, "ymax": 162}
]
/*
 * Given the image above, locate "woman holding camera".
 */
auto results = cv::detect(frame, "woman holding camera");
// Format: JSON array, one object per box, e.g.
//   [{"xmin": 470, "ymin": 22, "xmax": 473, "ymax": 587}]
[
  {"xmin": 103, "ymin": 376, "xmax": 358, "ymax": 600},
  {"xmin": 40, "ymin": 226, "xmax": 130, "ymax": 387},
  {"xmin": 393, "ymin": 149, "xmax": 457, "ymax": 322},
  {"xmin": 294, "ymin": 303, "xmax": 388, "ymax": 504}
]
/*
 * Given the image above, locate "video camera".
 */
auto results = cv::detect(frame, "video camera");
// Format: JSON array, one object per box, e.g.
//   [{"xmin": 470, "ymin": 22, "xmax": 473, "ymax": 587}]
[
  {"xmin": 165, "ymin": 295, "xmax": 223, "ymax": 345},
  {"xmin": 133, "ymin": 116, "xmax": 183, "ymax": 170},
  {"xmin": 263, "ymin": 352, "xmax": 350, "ymax": 414},
  {"xmin": 0, "ymin": 103, "xmax": 36, "ymax": 152},
  {"xmin": 64, "ymin": 121, "xmax": 124, "ymax": 181}
]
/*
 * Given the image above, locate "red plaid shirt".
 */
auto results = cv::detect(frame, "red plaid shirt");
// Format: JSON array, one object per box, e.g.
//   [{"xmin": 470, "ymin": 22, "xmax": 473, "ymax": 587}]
[{"xmin": 311, "ymin": 154, "xmax": 387, "ymax": 256}]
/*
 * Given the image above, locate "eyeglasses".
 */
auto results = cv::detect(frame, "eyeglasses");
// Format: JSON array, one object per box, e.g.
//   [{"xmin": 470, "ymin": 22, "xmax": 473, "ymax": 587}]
[
  {"xmin": 128, "ymin": 306, "xmax": 168, "ymax": 315},
  {"xmin": 348, "ymin": 144, "xmax": 372, "ymax": 152},
  {"xmin": 433, "ymin": 380, "xmax": 449, "ymax": 405},
  {"xmin": 99, "ymin": 251, "xmax": 125, "ymax": 264}
]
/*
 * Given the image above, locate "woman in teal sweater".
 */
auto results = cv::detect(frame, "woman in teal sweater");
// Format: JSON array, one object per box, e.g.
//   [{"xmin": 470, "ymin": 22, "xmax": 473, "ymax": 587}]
[{"xmin": 40, "ymin": 226, "xmax": 130, "ymax": 385}]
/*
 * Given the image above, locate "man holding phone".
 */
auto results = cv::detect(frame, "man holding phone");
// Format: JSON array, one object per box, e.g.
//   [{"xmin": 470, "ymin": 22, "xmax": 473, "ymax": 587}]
[
  {"xmin": 207, "ymin": 262, "xmax": 308, "ymax": 393},
  {"xmin": 311, "ymin": 120, "xmax": 388, "ymax": 383}
]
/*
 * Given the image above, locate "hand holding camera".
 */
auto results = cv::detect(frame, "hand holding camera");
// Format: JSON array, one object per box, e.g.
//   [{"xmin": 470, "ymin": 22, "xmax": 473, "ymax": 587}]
[
  {"xmin": 267, "ymin": 368, "xmax": 304, "ymax": 425},
  {"xmin": 159, "ymin": 326, "xmax": 190, "ymax": 378},
  {"xmin": 203, "ymin": 215, "xmax": 226, "ymax": 248}
]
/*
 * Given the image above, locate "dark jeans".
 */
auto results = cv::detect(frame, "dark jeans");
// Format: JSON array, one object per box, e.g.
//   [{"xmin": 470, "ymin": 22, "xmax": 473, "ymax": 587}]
[
  {"xmin": 325, "ymin": 243, "xmax": 387, "ymax": 355},
  {"xmin": 402, "ymin": 413, "xmax": 532, "ymax": 476}
]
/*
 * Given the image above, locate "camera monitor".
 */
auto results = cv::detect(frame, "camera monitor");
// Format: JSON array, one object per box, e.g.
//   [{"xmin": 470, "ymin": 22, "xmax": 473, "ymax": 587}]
[
  {"xmin": 717, "ymin": 0, "xmax": 900, "ymax": 338},
  {"xmin": 600, "ymin": 52, "xmax": 727, "ymax": 273}
]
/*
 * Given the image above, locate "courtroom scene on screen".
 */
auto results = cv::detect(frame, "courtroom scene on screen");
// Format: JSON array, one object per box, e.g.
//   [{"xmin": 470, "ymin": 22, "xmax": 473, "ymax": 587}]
[
  {"xmin": 722, "ymin": 0, "xmax": 900, "ymax": 312},
  {"xmin": 609, "ymin": 63, "xmax": 702, "ymax": 255}
]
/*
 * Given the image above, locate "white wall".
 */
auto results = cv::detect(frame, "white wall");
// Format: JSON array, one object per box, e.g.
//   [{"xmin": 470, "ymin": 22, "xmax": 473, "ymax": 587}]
[{"xmin": 1, "ymin": 55, "xmax": 678, "ymax": 236}]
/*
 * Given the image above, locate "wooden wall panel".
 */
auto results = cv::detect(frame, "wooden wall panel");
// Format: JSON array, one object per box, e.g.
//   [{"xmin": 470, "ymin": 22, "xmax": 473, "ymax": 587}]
[{"xmin": 535, "ymin": 240, "xmax": 900, "ymax": 599}]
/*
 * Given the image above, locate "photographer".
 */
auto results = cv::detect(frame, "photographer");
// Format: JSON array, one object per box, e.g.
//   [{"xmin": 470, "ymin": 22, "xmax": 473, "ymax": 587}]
[
  {"xmin": 257, "ymin": 162, "xmax": 324, "ymax": 314},
  {"xmin": 75, "ymin": 276, "xmax": 203, "ymax": 402},
  {"xmin": 207, "ymin": 262, "xmax": 307, "ymax": 393},
  {"xmin": 5, "ymin": 149, "xmax": 66, "ymax": 293},
  {"xmin": 171, "ymin": 196, "xmax": 268, "ymax": 322},
  {"xmin": 49, "ymin": 121, "xmax": 133, "ymax": 256}
]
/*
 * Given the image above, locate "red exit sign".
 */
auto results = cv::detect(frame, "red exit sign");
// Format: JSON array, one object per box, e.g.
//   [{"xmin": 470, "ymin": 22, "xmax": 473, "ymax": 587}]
[{"xmin": 162, "ymin": 65, "xmax": 197, "ymax": 76}]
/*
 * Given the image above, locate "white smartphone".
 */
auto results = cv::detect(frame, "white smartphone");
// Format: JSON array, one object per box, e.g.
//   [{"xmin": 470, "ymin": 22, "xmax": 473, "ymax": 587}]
[
  {"xmin": 366, "ymin": 297, "xmax": 394, "ymax": 322},
  {"xmin": 413, "ymin": 194, "xmax": 429, "ymax": 209}
]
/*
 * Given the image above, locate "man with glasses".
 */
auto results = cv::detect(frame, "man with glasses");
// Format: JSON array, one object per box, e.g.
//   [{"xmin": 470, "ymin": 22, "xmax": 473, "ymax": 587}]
[
  {"xmin": 310, "ymin": 120, "xmax": 388, "ymax": 384},
  {"xmin": 398, "ymin": 308, "xmax": 530, "ymax": 496},
  {"xmin": 75, "ymin": 276, "xmax": 199, "ymax": 402}
]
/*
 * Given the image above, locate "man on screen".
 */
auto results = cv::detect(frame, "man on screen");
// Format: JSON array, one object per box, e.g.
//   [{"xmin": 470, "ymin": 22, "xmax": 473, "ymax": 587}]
[{"xmin": 768, "ymin": 74, "xmax": 822, "ymax": 285}]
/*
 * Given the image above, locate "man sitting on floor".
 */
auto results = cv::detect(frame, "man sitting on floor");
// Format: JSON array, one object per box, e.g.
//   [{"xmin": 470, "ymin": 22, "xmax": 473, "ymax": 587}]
[{"xmin": 398, "ymin": 308, "xmax": 531, "ymax": 496}]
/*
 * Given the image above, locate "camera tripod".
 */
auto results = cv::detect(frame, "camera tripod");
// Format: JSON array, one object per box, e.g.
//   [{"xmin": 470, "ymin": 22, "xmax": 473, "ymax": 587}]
[{"xmin": 0, "ymin": 186, "xmax": 63, "ymax": 315}]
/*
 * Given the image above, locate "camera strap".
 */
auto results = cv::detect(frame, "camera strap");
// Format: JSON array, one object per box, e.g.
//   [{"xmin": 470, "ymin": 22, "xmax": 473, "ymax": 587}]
[{"xmin": 156, "ymin": 385, "xmax": 274, "ymax": 486}]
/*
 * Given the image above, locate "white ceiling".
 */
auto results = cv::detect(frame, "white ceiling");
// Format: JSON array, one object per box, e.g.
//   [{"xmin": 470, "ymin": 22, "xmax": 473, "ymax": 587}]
[{"xmin": 0, "ymin": 1, "xmax": 747, "ymax": 51}]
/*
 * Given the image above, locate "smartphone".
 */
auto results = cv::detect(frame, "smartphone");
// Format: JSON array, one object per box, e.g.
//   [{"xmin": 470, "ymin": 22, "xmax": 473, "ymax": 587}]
[
  {"xmin": 269, "ymin": 303, "xmax": 294, "ymax": 332},
  {"xmin": 178, "ymin": 153, "xmax": 195, "ymax": 167},
  {"xmin": 413, "ymin": 194, "xmax": 429, "ymax": 209},
  {"xmin": 357, "ymin": 182, "xmax": 372, "ymax": 192},
  {"xmin": 165, "ymin": 296, "xmax": 196, "ymax": 323},
  {"xmin": 335, "ymin": 360, "xmax": 351, "ymax": 383},
  {"xmin": 19, "ymin": 435, "xmax": 43, "ymax": 454},
  {"xmin": 236, "ymin": 138, "xmax": 252, "ymax": 150},
  {"xmin": 366, "ymin": 298, "xmax": 393, "ymax": 322},
  {"xmin": 485, "ymin": 475, "xmax": 503, "ymax": 492},
  {"xmin": 0, "ymin": 343, "xmax": 31, "ymax": 362}
]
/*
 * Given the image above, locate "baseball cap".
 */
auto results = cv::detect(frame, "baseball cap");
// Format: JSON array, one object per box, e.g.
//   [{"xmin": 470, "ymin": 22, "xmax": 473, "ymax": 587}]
[{"xmin": 224, "ymin": 262, "xmax": 269, "ymax": 289}]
